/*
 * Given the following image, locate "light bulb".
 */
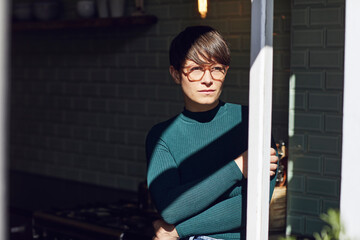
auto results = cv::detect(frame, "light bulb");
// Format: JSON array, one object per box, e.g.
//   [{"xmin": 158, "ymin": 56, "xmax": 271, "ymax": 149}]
[{"xmin": 198, "ymin": 0, "xmax": 207, "ymax": 19}]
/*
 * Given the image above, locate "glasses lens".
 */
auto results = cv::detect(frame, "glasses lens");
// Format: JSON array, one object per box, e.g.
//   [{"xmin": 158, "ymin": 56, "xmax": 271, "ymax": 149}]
[
  {"xmin": 211, "ymin": 71, "xmax": 225, "ymax": 80},
  {"xmin": 211, "ymin": 66, "xmax": 226, "ymax": 80},
  {"xmin": 188, "ymin": 69, "xmax": 204, "ymax": 81}
]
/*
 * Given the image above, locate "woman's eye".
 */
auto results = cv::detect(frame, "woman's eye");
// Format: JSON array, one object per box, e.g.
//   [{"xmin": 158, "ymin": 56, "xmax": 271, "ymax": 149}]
[
  {"xmin": 212, "ymin": 66, "xmax": 224, "ymax": 71},
  {"xmin": 190, "ymin": 66, "xmax": 202, "ymax": 71}
]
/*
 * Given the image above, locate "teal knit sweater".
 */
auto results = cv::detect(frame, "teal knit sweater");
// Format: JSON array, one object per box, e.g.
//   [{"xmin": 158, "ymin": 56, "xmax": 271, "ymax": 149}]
[{"xmin": 146, "ymin": 101, "xmax": 277, "ymax": 240}]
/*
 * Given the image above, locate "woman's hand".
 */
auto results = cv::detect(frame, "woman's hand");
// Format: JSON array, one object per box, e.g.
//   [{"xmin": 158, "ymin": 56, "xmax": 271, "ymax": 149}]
[
  {"xmin": 152, "ymin": 219, "xmax": 179, "ymax": 240},
  {"xmin": 234, "ymin": 148, "xmax": 278, "ymax": 178},
  {"xmin": 269, "ymin": 148, "xmax": 278, "ymax": 177}
]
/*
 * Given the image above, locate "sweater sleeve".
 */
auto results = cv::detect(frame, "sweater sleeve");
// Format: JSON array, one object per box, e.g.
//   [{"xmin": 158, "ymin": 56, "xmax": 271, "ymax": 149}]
[
  {"xmin": 175, "ymin": 142, "xmax": 279, "ymax": 238},
  {"xmin": 176, "ymin": 194, "xmax": 244, "ymax": 238},
  {"xmin": 175, "ymin": 173, "xmax": 278, "ymax": 238},
  {"xmin": 146, "ymin": 132, "xmax": 243, "ymax": 225}
]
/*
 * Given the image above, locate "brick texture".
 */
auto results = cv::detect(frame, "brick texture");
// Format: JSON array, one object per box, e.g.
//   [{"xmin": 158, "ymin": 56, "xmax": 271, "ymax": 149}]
[{"xmin": 287, "ymin": 0, "xmax": 344, "ymax": 237}]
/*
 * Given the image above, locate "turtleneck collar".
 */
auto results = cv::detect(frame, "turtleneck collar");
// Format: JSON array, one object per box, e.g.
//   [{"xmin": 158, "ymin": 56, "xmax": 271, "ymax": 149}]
[{"xmin": 180, "ymin": 101, "xmax": 226, "ymax": 123}]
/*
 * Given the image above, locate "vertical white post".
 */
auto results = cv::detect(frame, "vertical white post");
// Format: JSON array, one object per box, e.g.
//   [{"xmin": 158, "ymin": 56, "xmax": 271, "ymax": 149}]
[
  {"xmin": 0, "ymin": 0, "xmax": 9, "ymax": 239},
  {"xmin": 340, "ymin": 1, "xmax": 360, "ymax": 239},
  {"xmin": 246, "ymin": 0, "xmax": 273, "ymax": 239}
]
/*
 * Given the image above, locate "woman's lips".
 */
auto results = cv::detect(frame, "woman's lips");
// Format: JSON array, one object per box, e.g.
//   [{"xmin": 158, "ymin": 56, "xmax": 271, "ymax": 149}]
[{"xmin": 198, "ymin": 90, "xmax": 215, "ymax": 92}]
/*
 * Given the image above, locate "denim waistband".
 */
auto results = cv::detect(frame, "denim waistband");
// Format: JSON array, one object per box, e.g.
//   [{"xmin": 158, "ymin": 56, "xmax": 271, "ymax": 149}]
[{"xmin": 186, "ymin": 236, "xmax": 222, "ymax": 240}]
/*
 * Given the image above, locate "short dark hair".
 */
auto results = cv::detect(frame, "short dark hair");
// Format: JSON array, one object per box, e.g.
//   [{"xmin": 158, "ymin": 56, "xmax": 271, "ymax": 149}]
[{"xmin": 169, "ymin": 26, "xmax": 231, "ymax": 71}]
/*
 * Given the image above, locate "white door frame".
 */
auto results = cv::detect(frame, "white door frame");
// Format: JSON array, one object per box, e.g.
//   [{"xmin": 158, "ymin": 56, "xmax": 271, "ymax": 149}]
[{"xmin": 246, "ymin": 0, "xmax": 274, "ymax": 239}]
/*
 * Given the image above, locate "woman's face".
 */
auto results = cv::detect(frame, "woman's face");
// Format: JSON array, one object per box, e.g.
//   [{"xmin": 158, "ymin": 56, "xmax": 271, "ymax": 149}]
[{"xmin": 171, "ymin": 59, "xmax": 229, "ymax": 112}]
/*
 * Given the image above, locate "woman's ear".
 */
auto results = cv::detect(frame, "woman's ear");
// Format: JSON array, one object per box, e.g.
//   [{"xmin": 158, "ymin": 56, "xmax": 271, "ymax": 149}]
[{"xmin": 169, "ymin": 66, "xmax": 181, "ymax": 85}]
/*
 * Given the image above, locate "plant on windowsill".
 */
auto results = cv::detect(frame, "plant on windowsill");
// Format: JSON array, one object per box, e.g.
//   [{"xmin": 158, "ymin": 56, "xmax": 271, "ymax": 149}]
[{"xmin": 279, "ymin": 209, "xmax": 349, "ymax": 240}]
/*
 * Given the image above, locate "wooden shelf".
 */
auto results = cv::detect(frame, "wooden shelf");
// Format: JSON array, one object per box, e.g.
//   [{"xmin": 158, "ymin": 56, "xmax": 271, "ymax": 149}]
[{"xmin": 12, "ymin": 15, "xmax": 157, "ymax": 32}]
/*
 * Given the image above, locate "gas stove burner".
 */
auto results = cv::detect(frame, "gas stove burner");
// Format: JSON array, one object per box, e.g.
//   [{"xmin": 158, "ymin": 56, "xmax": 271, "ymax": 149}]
[
  {"xmin": 108, "ymin": 202, "xmax": 140, "ymax": 212},
  {"xmin": 97, "ymin": 216, "xmax": 130, "ymax": 230},
  {"xmin": 33, "ymin": 200, "xmax": 157, "ymax": 240}
]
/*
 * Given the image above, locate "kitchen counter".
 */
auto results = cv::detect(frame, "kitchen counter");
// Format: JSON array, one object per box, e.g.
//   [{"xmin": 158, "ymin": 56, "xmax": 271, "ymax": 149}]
[{"xmin": 9, "ymin": 170, "xmax": 138, "ymax": 212}]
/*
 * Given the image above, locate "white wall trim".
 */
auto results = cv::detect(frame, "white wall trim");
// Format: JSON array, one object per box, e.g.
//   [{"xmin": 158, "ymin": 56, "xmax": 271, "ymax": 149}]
[
  {"xmin": 0, "ymin": 0, "xmax": 9, "ymax": 238},
  {"xmin": 246, "ymin": 0, "xmax": 274, "ymax": 239}
]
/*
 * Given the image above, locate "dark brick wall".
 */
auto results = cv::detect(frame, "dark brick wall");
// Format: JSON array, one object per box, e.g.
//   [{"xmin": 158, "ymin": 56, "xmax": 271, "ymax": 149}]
[
  {"xmin": 9, "ymin": 0, "xmax": 290, "ymax": 192},
  {"xmin": 287, "ymin": 0, "xmax": 344, "ymax": 236}
]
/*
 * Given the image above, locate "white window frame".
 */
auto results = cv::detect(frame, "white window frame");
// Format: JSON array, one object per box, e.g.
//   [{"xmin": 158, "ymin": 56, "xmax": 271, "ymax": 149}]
[
  {"xmin": 246, "ymin": 0, "xmax": 274, "ymax": 239},
  {"xmin": 340, "ymin": 0, "xmax": 360, "ymax": 239}
]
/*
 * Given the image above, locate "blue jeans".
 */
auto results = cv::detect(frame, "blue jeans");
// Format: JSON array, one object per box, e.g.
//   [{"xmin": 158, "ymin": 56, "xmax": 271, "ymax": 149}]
[{"xmin": 187, "ymin": 236, "xmax": 222, "ymax": 240}]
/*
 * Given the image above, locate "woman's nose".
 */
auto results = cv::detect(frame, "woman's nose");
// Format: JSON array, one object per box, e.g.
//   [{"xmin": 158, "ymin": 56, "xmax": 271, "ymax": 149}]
[{"xmin": 201, "ymin": 70, "xmax": 213, "ymax": 85}]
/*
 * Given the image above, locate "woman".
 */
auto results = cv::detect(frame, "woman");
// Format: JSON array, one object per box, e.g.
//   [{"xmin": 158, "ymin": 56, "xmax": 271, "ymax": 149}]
[{"xmin": 146, "ymin": 26, "xmax": 278, "ymax": 240}]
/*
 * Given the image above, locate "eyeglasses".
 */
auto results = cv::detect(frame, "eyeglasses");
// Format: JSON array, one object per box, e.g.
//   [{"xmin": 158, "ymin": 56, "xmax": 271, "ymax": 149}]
[{"xmin": 182, "ymin": 64, "xmax": 228, "ymax": 82}]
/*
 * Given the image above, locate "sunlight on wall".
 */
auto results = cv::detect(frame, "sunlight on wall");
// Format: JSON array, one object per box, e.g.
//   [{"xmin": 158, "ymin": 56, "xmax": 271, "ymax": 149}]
[
  {"xmin": 285, "ymin": 157, "xmax": 294, "ymax": 236},
  {"xmin": 286, "ymin": 73, "xmax": 295, "ymax": 236},
  {"xmin": 288, "ymin": 74, "xmax": 296, "ymax": 138}
]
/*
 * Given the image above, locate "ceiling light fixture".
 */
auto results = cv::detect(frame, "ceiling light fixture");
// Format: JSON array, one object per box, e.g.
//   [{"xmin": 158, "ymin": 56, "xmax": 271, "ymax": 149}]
[{"xmin": 198, "ymin": 0, "xmax": 207, "ymax": 19}]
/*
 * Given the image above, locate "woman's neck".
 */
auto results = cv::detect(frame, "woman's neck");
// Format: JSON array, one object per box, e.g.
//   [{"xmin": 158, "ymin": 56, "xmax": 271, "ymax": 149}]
[{"xmin": 184, "ymin": 99, "xmax": 220, "ymax": 113}]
